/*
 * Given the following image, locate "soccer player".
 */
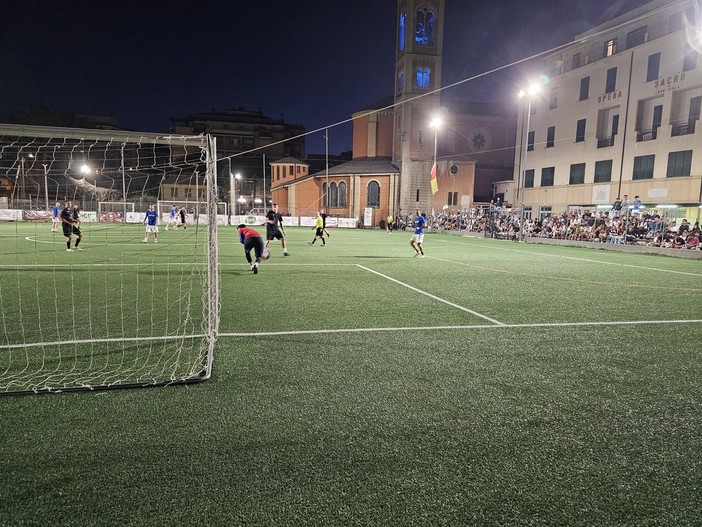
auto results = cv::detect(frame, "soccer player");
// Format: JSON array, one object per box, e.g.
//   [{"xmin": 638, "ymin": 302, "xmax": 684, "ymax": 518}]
[
  {"xmin": 72, "ymin": 203, "xmax": 81, "ymax": 226},
  {"xmin": 61, "ymin": 199, "xmax": 82, "ymax": 252},
  {"xmin": 320, "ymin": 207, "xmax": 331, "ymax": 238},
  {"xmin": 51, "ymin": 201, "xmax": 60, "ymax": 232},
  {"xmin": 143, "ymin": 203, "xmax": 159, "ymax": 243},
  {"xmin": 265, "ymin": 202, "xmax": 289, "ymax": 256},
  {"xmin": 177, "ymin": 206, "xmax": 187, "ymax": 229},
  {"xmin": 166, "ymin": 205, "xmax": 178, "ymax": 230},
  {"xmin": 410, "ymin": 210, "xmax": 426, "ymax": 257},
  {"xmin": 237, "ymin": 224, "xmax": 265, "ymax": 274},
  {"xmin": 308, "ymin": 211, "xmax": 326, "ymax": 246}
]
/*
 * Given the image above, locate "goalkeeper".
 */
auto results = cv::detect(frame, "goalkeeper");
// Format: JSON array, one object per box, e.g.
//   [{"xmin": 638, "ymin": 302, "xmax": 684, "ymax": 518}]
[{"xmin": 237, "ymin": 224, "xmax": 265, "ymax": 274}]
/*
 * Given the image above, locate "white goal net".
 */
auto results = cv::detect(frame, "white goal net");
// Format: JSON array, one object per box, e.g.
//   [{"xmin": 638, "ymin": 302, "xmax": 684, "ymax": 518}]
[
  {"xmin": 98, "ymin": 201, "xmax": 135, "ymax": 223},
  {"xmin": 0, "ymin": 124, "xmax": 219, "ymax": 394}
]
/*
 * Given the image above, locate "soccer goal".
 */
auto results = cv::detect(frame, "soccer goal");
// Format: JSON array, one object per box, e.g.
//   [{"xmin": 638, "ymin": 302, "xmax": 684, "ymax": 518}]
[
  {"xmin": 0, "ymin": 123, "xmax": 220, "ymax": 394},
  {"xmin": 98, "ymin": 201, "xmax": 135, "ymax": 223},
  {"xmin": 157, "ymin": 200, "xmax": 228, "ymax": 227}
]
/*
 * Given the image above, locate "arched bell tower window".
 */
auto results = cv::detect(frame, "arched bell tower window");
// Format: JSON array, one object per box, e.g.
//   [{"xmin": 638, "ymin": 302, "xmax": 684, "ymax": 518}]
[
  {"xmin": 397, "ymin": 70, "xmax": 404, "ymax": 94},
  {"xmin": 416, "ymin": 67, "xmax": 430, "ymax": 89},
  {"xmin": 399, "ymin": 13, "xmax": 406, "ymax": 51},
  {"xmin": 415, "ymin": 7, "xmax": 435, "ymax": 47}
]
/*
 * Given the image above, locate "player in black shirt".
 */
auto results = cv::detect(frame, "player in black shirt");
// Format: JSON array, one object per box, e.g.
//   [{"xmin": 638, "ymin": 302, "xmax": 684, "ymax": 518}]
[
  {"xmin": 265, "ymin": 203, "xmax": 289, "ymax": 256},
  {"xmin": 61, "ymin": 199, "xmax": 82, "ymax": 251}
]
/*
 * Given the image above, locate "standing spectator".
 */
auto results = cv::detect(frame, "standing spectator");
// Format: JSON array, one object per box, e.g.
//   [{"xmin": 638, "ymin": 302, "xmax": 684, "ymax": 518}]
[
  {"xmin": 142, "ymin": 203, "xmax": 159, "ymax": 244},
  {"xmin": 61, "ymin": 199, "xmax": 82, "ymax": 252},
  {"xmin": 611, "ymin": 197, "xmax": 623, "ymax": 219},
  {"xmin": 632, "ymin": 195, "xmax": 642, "ymax": 215},
  {"xmin": 410, "ymin": 210, "xmax": 427, "ymax": 257},
  {"xmin": 265, "ymin": 202, "xmax": 289, "ymax": 256}
]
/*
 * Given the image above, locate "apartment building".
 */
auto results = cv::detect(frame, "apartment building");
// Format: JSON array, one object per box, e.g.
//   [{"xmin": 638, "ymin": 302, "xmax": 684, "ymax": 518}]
[{"xmin": 514, "ymin": 0, "xmax": 701, "ymax": 222}]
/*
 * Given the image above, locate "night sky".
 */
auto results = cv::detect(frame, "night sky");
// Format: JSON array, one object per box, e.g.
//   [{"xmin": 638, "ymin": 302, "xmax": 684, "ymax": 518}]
[{"xmin": 1, "ymin": 0, "xmax": 645, "ymax": 155}]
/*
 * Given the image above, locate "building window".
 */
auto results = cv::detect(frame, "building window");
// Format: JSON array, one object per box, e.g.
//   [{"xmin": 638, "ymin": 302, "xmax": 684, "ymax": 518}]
[
  {"xmin": 549, "ymin": 88, "xmax": 558, "ymax": 109},
  {"xmin": 282, "ymin": 165, "xmax": 287, "ymax": 178},
  {"xmin": 184, "ymin": 188, "xmax": 192, "ymax": 198},
  {"xmin": 418, "ymin": 129, "xmax": 423, "ymax": 145},
  {"xmin": 605, "ymin": 67, "xmax": 617, "ymax": 93},
  {"xmin": 330, "ymin": 182, "xmax": 339, "ymax": 207},
  {"xmin": 569, "ymin": 163, "xmax": 585, "ymax": 184},
  {"xmin": 522, "ymin": 206, "xmax": 533, "ymax": 220},
  {"xmin": 416, "ymin": 188, "xmax": 420, "ymax": 202},
  {"xmin": 683, "ymin": 43, "xmax": 698, "ymax": 72},
  {"xmin": 539, "ymin": 206, "xmax": 552, "ymax": 222},
  {"xmin": 416, "ymin": 67, "xmax": 430, "ymax": 88},
  {"xmin": 527, "ymin": 131, "xmax": 535, "ymax": 151},
  {"xmin": 579, "ymin": 77, "xmax": 590, "ymax": 101},
  {"xmin": 604, "ymin": 38, "xmax": 617, "ymax": 57},
  {"xmin": 367, "ymin": 181, "xmax": 380, "ymax": 208},
  {"xmin": 338, "ymin": 181, "xmax": 347, "ymax": 208},
  {"xmin": 524, "ymin": 169, "xmax": 535, "ymax": 188},
  {"xmin": 633, "ymin": 155, "xmax": 655, "ymax": 180},
  {"xmin": 666, "ymin": 150, "xmax": 692, "ymax": 177},
  {"xmin": 669, "ymin": 12, "xmax": 683, "ymax": 33},
  {"xmin": 572, "ymin": 53, "xmax": 581, "ymax": 70},
  {"xmin": 297, "ymin": 165, "xmax": 301, "ymax": 173},
  {"xmin": 594, "ymin": 159, "xmax": 613, "ymax": 182},
  {"xmin": 546, "ymin": 126, "xmax": 555, "ymax": 148},
  {"xmin": 171, "ymin": 187, "xmax": 178, "ymax": 198},
  {"xmin": 397, "ymin": 70, "xmax": 404, "ymax": 94},
  {"xmin": 415, "ymin": 7, "xmax": 435, "ymax": 46},
  {"xmin": 399, "ymin": 12, "xmax": 406, "ymax": 51},
  {"xmin": 626, "ymin": 26, "xmax": 647, "ymax": 49},
  {"xmin": 647, "ymin": 53, "xmax": 660, "ymax": 82},
  {"xmin": 576, "ymin": 119, "xmax": 586, "ymax": 142},
  {"xmin": 447, "ymin": 192, "xmax": 458, "ymax": 206},
  {"xmin": 541, "ymin": 167, "xmax": 555, "ymax": 186}
]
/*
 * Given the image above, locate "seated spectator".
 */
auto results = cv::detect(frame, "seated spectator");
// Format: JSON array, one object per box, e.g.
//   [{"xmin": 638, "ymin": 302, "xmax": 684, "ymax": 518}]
[{"xmin": 684, "ymin": 232, "xmax": 699, "ymax": 250}]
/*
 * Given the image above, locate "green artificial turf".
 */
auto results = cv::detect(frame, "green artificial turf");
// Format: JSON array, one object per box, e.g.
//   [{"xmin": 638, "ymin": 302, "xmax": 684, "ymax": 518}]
[{"xmin": 1, "ymin": 223, "xmax": 701, "ymax": 526}]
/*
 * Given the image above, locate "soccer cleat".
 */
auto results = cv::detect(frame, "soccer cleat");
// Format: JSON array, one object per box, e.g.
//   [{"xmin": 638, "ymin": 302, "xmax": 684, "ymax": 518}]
[
  {"xmin": 420, "ymin": 254, "xmax": 426, "ymax": 258},
  {"xmin": 252, "ymin": 263, "xmax": 258, "ymax": 274},
  {"xmin": 308, "ymin": 242, "xmax": 313, "ymax": 245},
  {"xmin": 76, "ymin": 247, "xmax": 83, "ymax": 251},
  {"xmin": 142, "ymin": 240, "xmax": 147, "ymax": 243},
  {"xmin": 284, "ymin": 252, "xmax": 289, "ymax": 256},
  {"xmin": 67, "ymin": 248, "xmax": 73, "ymax": 252},
  {"xmin": 154, "ymin": 240, "xmax": 158, "ymax": 244}
]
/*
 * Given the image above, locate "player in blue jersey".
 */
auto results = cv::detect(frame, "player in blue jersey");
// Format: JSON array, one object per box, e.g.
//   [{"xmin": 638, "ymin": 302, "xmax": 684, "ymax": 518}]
[
  {"xmin": 410, "ymin": 210, "xmax": 427, "ymax": 257},
  {"xmin": 51, "ymin": 201, "xmax": 60, "ymax": 232},
  {"xmin": 142, "ymin": 203, "xmax": 159, "ymax": 243},
  {"xmin": 166, "ymin": 205, "xmax": 177, "ymax": 230}
]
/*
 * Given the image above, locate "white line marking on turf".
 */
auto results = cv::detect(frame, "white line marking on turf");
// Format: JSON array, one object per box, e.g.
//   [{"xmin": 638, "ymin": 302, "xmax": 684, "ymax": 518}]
[
  {"xmin": 356, "ymin": 264, "xmax": 504, "ymax": 325},
  {"xmin": 435, "ymin": 237, "xmax": 701, "ymax": 277},
  {"xmin": 219, "ymin": 318, "xmax": 702, "ymax": 337}
]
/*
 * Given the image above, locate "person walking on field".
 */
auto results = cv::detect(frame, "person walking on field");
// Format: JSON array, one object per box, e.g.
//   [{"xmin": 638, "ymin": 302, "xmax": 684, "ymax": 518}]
[
  {"xmin": 308, "ymin": 211, "xmax": 326, "ymax": 246},
  {"xmin": 265, "ymin": 202, "xmax": 289, "ymax": 256},
  {"xmin": 51, "ymin": 201, "xmax": 60, "ymax": 232},
  {"xmin": 237, "ymin": 224, "xmax": 267, "ymax": 274},
  {"xmin": 143, "ymin": 203, "xmax": 159, "ymax": 243},
  {"xmin": 177, "ymin": 206, "xmax": 187, "ymax": 229},
  {"xmin": 410, "ymin": 210, "xmax": 426, "ymax": 257},
  {"xmin": 166, "ymin": 204, "xmax": 178, "ymax": 230},
  {"xmin": 61, "ymin": 199, "xmax": 82, "ymax": 252}
]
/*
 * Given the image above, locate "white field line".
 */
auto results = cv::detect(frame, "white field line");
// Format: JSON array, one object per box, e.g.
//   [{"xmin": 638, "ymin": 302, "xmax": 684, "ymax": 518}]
[
  {"xmin": 436, "ymin": 237, "xmax": 702, "ymax": 277},
  {"xmin": 219, "ymin": 318, "xmax": 702, "ymax": 338},
  {"xmin": 356, "ymin": 264, "xmax": 504, "ymax": 326}
]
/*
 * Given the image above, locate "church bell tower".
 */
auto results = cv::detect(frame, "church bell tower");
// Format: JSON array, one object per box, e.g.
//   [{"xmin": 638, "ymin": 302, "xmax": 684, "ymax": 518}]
[{"xmin": 393, "ymin": 0, "xmax": 445, "ymax": 215}]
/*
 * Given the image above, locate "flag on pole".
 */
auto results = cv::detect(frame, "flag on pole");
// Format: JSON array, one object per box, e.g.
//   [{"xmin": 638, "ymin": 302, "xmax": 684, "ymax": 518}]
[{"xmin": 429, "ymin": 163, "xmax": 438, "ymax": 195}]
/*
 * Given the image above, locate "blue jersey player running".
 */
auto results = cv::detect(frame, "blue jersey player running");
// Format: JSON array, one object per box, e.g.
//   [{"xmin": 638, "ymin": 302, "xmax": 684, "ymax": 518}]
[{"xmin": 410, "ymin": 210, "xmax": 427, "ymax": 257}]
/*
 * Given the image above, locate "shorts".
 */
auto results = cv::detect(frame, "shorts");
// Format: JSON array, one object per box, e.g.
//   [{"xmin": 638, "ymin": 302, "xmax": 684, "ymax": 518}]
[
  {"xmin": 315, "ymin": 227, "xmax": 324, "ymax": 237},
  {"xmin": 145, "ymin": 225, "xmax": 158, "ymax": 233},
  {"xmin": 411, "ymin": 233, "xmax": 424, "ymax": 244},
  {"xmin": 62, "ymin": 223, "xmax": 81, "ymax": 237},
  {"xmin": 52, "ymin": 216, "xmax": 59, "ymax": 223},
  {"xmin": 266, "ymin": 226, "xmax": 284, "ymax": 241}
]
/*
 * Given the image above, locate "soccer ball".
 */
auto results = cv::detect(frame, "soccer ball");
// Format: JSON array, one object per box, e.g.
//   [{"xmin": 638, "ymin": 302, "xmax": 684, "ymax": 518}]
[{"xmin": 262, "ymin": 249, "xmax": 271, "ymax": 260}]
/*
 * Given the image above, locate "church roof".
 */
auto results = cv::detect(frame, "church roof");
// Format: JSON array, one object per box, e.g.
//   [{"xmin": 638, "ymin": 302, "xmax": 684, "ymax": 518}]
[
  {"xmin": 271, "ymin": 156, "xmax": 306, "ymax": 165},
  {"xmin": 315, "ymin": 158, "xmax": 399, "ymax": 176},
  {"xmin": 353, "ymin": 95, "xmax": 395, "ymax": 114}
]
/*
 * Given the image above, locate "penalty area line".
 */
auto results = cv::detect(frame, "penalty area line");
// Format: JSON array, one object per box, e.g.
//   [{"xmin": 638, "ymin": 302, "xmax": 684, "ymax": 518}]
[
  {"xmin": 356, "ymin": 263, "xmax": 504, "ymax": 325},
  {"xmin": 219, "ymin": 318, "xmax": 702, "ymax": 338}
]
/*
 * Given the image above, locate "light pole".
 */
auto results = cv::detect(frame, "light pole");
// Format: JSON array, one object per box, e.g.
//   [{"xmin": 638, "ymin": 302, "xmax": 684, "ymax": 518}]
[
  {"xmin": 517, "ymin": 81, "xmax": 542, "ymax": 240},
  {"xmin": 430, "ymin": 114, "xmax": 443, "ymax": 212},
  {"xmin": 234, "ymin": 172, "xmax": 242, "ymax": 215},
  {"xmin": 42, "ymin": 163, "xmax": 49, "ymax": 209}
]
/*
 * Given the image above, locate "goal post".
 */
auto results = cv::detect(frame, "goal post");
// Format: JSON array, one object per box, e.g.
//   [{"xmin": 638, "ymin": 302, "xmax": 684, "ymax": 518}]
[
  {"xmin": 0, "ymin": 123, "xmax": 219, "ymax": 394},
  {"xmin": 98, "ymin": 201, "xmax": 135, "ymax": 223}
]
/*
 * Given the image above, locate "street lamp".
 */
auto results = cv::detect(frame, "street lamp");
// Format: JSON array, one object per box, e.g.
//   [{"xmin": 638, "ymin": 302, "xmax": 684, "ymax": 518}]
[
  {"xmin": 233, "ymin": 172, "xmax": 242, "ymax": 215},
  {"xmin": 516, "ymin": 81, "xmax": 543, "ymax": 240}
]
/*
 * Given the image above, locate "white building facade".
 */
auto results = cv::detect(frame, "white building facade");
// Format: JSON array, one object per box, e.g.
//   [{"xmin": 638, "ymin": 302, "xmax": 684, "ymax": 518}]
[{"xmin": 514, "ymin": 0, "xmax": 701, "ymax": 223}]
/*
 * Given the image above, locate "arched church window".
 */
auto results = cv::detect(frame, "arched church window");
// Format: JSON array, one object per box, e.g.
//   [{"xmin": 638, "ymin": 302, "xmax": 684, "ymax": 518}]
[
  {"xmin": 367, "ymin": 181, "xmax": 380, "ymax": 208},
  {"xmin": 399, "ymin": 13, "xmax": 406, "ymax": 51},
  {"xmin": 415, "ymin": 7, "xmax": 435, "ymax": 46},
  {"xmin": 330, "ymin": 182, "xmax": 339, "ymax": 208},
  {"xmin": 338, "ymin": 182, "xmax": 347, "ymax": 208}
]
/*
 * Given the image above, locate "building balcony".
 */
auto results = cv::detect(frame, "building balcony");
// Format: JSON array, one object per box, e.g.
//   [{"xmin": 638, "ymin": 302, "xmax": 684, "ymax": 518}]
[
  {"xmin": 636, "ymin": 129, "xmax": 658, "ymax": 142},
  {"xmin": 597, "ymin": 136, "xmax": 615, "ymax": 148},
  {"xmin": 671, "ymin": 122, "xmax": 696, "ymax": 137}
]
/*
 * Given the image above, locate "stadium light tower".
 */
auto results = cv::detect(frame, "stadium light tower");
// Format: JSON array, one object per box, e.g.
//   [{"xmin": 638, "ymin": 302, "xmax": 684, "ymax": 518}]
[{"xmin": 516, "ymin": 81, "xmax": 543, "ymax": 240}]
